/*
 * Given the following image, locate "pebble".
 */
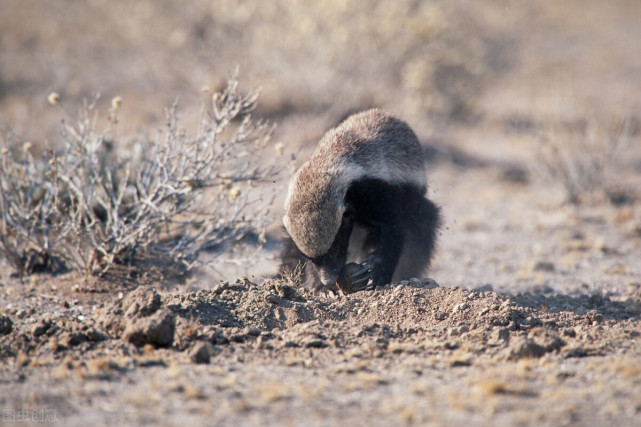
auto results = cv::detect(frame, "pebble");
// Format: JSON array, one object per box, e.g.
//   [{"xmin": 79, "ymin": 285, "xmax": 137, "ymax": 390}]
[
  {"xmin": 0, "ymin": 315, "xmax": 13, "ymax": 335},
  {"xmin": 244, "ymin": 326, "xmax": 261, "ymax": 337},
  {"xmin": 265, "ymin": 294, "xmax": 280, "ymax": 305},
  {"xmin": 31, "ymin": 319, "xmax": 51, "ymax": 337},
  {"xmin": 190, "ymin": 343, "xmax": 211, "ymax": 364},
  {"xmin": 434, "ymin": 311, "xmax": 447, "ymax": 321},
  {"xmin": 452, "ymin": 303, "xmax": 470, "ymax": 314}
]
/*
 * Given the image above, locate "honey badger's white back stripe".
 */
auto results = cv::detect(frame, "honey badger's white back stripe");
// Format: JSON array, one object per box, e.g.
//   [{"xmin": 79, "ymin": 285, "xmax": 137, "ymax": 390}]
[{"xmin": 334, "ymin": 160, "xmax": 426, "ymax": 192}]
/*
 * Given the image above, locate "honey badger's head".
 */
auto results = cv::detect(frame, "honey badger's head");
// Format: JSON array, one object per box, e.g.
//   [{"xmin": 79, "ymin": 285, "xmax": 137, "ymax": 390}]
[{"xmin": 283, "ymin": 164, "xmax": 356, "ymax": 287}]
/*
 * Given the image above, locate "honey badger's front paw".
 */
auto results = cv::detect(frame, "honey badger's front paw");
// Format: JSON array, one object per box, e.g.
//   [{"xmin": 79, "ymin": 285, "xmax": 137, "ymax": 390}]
[{"xmin": 336, "ymin": 261, "xmax": 374, "ymax": 294}]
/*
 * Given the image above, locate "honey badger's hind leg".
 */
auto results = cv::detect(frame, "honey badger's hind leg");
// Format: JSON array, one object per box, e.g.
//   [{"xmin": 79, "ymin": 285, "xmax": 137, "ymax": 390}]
[
  {"xmin": 344, "ymin": 179, "xmax": 406, "ymax": 289},
  {"xmin": 394, "ymin": 187, "xmax": 441, "ymax": 281}
]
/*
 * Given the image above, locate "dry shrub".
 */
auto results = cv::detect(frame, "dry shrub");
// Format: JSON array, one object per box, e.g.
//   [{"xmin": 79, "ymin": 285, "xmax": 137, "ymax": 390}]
[
  {"xmin": 0, "ymin": 73, "xmax": 286, "ymax": 277},
  {"xmin": 535, "ymin": 115, "xmax": 634, "ymax": 204}
]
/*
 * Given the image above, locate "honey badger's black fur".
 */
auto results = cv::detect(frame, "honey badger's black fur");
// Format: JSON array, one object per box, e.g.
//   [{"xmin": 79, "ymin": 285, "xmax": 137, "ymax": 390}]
[{"xmin": 281, "ymin": 109, "xmax": 440, "ymax": 292}]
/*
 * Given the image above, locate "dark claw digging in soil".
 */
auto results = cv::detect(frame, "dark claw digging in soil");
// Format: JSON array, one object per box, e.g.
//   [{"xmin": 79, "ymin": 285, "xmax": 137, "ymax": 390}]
[{"xmin": 336, "ymin": 262, "xmax": 374, "ymax": 294}]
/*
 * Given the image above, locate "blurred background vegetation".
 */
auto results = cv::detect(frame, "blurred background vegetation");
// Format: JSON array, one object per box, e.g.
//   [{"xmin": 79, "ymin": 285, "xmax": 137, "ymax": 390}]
[{"xmin": 2, "ymin": 0, "xmax": 639, "ymax": 151}]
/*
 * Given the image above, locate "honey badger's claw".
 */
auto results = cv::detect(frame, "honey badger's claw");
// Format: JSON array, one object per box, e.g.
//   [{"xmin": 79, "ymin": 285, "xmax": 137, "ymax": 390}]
[
  {"xmin": 336, "ymin": 262, "xmax": 373, "ymax": 294},
  {"xmin": 349, "ymin": 262, "xmax": 372, "ymax": 280},
  {"xmin": 348, "ymin": 260, "xmax": 375, "ymax": 291},
  {"xmin": 350, "ymin": 275, "xmax": 371, "ymax": 288}
]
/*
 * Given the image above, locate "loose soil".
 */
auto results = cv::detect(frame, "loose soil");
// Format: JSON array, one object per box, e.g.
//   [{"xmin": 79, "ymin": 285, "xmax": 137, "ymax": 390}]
[{"xmin": 1, "ymin": 231, "xmax": 640, "ymax": 426}]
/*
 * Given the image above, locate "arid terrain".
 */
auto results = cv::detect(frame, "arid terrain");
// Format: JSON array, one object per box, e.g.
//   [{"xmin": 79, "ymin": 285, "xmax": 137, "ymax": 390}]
[{"xmin": 1, "ymin": 1, "xmax": 641, "ymax": 426}]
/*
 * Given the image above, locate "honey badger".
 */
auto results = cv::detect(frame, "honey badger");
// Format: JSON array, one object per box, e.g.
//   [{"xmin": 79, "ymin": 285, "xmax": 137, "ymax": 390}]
[{"xmin": 282, "ymin": 109, "xmax": 440, "ymax": 292}]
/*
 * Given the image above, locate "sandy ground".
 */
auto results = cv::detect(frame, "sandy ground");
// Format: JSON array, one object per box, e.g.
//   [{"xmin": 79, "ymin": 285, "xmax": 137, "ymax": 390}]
[{"xmin": 1, "ymin": 1, "xmax": 641, "ymax": 426}]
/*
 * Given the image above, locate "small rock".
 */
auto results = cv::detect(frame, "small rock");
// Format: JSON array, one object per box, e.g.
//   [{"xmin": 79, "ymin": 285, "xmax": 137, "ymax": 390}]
[
  {"xmin": 564, "ymin": 347, "xmax": 589, "ymax": 358},
  {"xmin": 419, "ymin": 278, "xmax": 439, "ymax": 289},
  {"xmin": 527, "ymin": 316, "xmax": 542, "ymax": 327},
  {"xmin": 587, "ymin": 311, "xmax": 604, "ymax": 324},
  {"xmin": 190, "ymin": 343, "xmax": 211, "ymax": 364},
  {"xmin": 434, "ymin": 311, "xmax": 448, "ymax": 321},
  {"xmin": 31, "ymin": 319, "xmax": 51, "ymax": 337},
  {"xmin": 508, "ymin": 338, "xmax": 547, "ymax": 360},
  {"xmin": 122, "ymin": 288, "xmax": 161, "ymax": 318},
  {"xmin": 63, "ymin": 332, "xmax": 87, "ymax": 347},
  {"xmin": 84, "ymin": 327, "xmax": 106, "ymax": 342},
  {"xmin": 452, "ymin": 303, "xmax": 470, "ymax": 314},
  {"xmin": 274, "ymin": 284, "xmax": 296, "ymax": 299},
  {"xmin": 265, "ymin": 294, "xmax": 280, "ymax": 305},
  {"xmin": 122, "ymin": 309, "xmax": 176, "ymax": 347},
  {"xmin": 213, "ymin": 282, "xmax": 229, "ymax": 295},
  {"xmin": 493, "ymin": 327, "xmax": 510, "ymax": 342},
  {"xmin": 450, "ymin": 358, "xmax": 472, "ymax": 367},
  {"xmin": 500, "ymin": 300, "xmax": 512, "ymax": 311},
  {"xmin": 0, "ymin": 315, "xmax": 13, "ymax": 335},
  {"xmin": 534, "ymin": 261, "xmax": 555, "ymax": 272},
  {"xmin": 202, "ymin": 326, "xmax": 229, "ymax": 345},
  {"xmin": 244, "ymin": 326, "xmax": 261, "ymax": 337},
  {"xmin": 304, "ymin": 339, "xmax": 328, "ymax": 348}
]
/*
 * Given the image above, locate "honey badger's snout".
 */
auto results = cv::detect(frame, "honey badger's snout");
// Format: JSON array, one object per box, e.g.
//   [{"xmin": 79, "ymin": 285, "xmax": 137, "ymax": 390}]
[
  {"xmin": 281, "ymin": 109, "xmax": 441, "ymax": 292},
  {"xmin": 318, "ymin": 268, "xmax": 339, "ymax": 287}
]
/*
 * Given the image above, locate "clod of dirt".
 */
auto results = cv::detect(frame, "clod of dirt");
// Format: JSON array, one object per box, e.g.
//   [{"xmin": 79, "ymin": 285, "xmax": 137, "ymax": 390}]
[
  {"xmin": 0, "ymin": 315, "xmax": 13, "ymax": 335},
  {"xmin": 272, "ymin": 283, "xmax": 297, "ymax": 299},
  {"xmin": 31, "ymin": 319, "xmax": 51, "ymax": 337},
  {"xmin": 528, "ymin": 329, "xmax": 566, "ymax": 352},
  {"xmin": 122, "ymin": 309, "xmax": 176, "ymax": 347},
  {"xmin": 59, "ymin": 331, "xmax": 88, "ymax": 348},
  {"xmin": 507, "ymin": 337, "xmax": 547, "ymax": 360},
  {"xmin": 190, "ymin": 342, "xmax": 211, "ymax": 364},
  {"xmin": 122, "ymin": 287, "xmax": 162, "ymax": 318}
]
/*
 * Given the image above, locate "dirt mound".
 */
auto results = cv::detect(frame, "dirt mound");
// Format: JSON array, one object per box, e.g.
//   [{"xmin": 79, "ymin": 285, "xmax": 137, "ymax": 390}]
[
  {"xmin": 2, "ymin": 277, "xmax": 637, "ymax": 367},
  {"xmin": 1, "ymin": 276, "xmax": 640, "ymax": 425}
]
